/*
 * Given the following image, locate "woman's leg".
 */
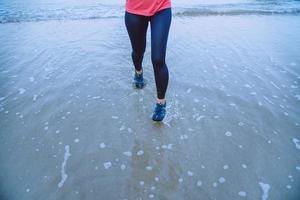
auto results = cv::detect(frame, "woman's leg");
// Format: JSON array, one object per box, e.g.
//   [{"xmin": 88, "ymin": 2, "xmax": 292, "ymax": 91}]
[
  {"xmin": 124, "ymin": 11, "xmax": 149, "ymax": 73},
  {"xmin": 150, "ymin": 8, "xmax": 172, "ymax": 101}
]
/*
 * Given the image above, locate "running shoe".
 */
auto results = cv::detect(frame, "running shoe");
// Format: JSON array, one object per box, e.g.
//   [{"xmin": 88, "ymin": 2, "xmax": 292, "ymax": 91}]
[
  {"xmin": 152, "ymin": 101, "xmax": 167, "ymax": 121},
  {"xmin": 133, "ymin": 71, "xmax": 144, "ymax": 89}
]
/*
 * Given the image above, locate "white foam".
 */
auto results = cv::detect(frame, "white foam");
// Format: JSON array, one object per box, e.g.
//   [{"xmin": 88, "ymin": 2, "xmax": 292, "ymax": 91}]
[
  {"xmin": 218, "ymin": 177, "xmax": 226, "ymax": 183},
  {"xmin": 121, "ymin": 164, "xmax": 126, "ymax": 170},
  {"xmin": 238, "ymin": 122, "xmax": 244, "ymax": 126},
  {"xmin": 196, "ymin": 180, "xmax": 202, "ymax": 187},
  {"xmin": 161, "ymin": 144, "xmax": 173, "ymax": 149},
  {"xmin": 196, "ymin": 115, "xmax": 205, "ymax": 121},
  {"xmin": 103, "ymin": 162, "xmax": 112, "ymax": 169},
  {"xmin": 259, "ymin": 182, "xmax": 270, "ymax": 200},
  {"xmin": 146, "ymin": 166, "xmax": 153, "ymax": 171},
  {"xmin": 58, "ymin": 145, "xmax": 71, "ymax": 188},
  {"xmin": 33, "ymin": 94, "xmax": 38, "ymax": 101},
  {"xmin": 187, "ymin": 88, "xmax": 192, "ymax": 93},
  {"xmin": 180, "ymin": 134, "xmax": 188, "ymax": 140},
  {"xmin": 119, "ymin": 125, "xmax": 126, "ymax": 131},
  {"xmin": 18, "ymin": 88, "xmax": 26, "ymax": 94},
  {"xmin": 270, "ymin": 81, "xmax": 281, "ymax": 90},
  {"xmin": 99, "ymin": 143, "xmax": 106, "ymax": 148},
  {"xmin": 29, "ymin": 77, "xmax": 35, "ymax": 82},
  {"xmin": 123, "ymin": 151, "xmax": 132, "ymax": 157},
  {"xmin": 137, "ymin": 150, "xmax": 144, "ymax": 156},
  {"xmin": 225, "ymin": 131, "xmax": 232, "ymax": 137},
  {"xmin": 292, "ymin": 138, "xmax": 300, "ymax": 150},
  {"xmin": 187, "ymin": 171, "xmax": 194, "ymax": 176},
  {"xmin": 238, "ymin": 191, "xmax": 247, "ymax": 197}
]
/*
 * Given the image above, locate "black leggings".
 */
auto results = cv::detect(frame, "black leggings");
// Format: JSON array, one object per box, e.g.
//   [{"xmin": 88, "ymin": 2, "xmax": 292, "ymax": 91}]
[{"xmin": 125, "ymin": 8, "xmax": 172, "ymax": 99}]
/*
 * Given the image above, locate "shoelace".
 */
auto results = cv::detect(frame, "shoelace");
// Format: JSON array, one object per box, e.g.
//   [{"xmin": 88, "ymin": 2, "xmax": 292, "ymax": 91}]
[{"xmin": 155, "ymin": 103, "xmax": 166, "ymax": 112}]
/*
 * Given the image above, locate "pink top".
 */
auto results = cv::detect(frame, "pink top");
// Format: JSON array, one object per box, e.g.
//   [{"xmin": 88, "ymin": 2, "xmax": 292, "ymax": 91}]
[{"xmin": 126, "ymin": 0, "xmax": 171, "ymax": 16}]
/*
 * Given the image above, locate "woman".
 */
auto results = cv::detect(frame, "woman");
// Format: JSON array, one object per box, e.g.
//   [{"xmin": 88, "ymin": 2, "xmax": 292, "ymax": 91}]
[{"xmin": 125, "ymin": 0, "xmax": 172, "ymax": 121}]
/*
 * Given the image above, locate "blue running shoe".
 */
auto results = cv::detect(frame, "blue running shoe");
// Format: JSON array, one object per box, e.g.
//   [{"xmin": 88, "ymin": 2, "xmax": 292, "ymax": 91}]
[
  {"xmin": 133, "ymin": 71, "xmax": 144, "ymax": 89},
  {"xmin": 152, "ymin": 101, "xmax": 167, "ymax": 121}
]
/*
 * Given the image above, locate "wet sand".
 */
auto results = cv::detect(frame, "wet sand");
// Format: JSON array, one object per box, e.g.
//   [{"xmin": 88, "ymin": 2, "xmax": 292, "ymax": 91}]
[{"xmin": 0, "ymin": 15, "xmax": 300, "ymax": 200}]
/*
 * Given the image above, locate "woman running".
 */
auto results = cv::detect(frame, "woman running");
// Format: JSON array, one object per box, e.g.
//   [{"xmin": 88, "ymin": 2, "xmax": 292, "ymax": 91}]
[{"xmin": 125, "ymin": 0, "xmax": 172, "ymax": 121}]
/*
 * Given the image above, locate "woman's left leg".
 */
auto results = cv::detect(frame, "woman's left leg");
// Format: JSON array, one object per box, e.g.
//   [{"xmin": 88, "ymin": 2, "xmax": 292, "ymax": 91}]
[{"xmin": 150, "ymin": 8, "xmax": 172, "ymax": 102}]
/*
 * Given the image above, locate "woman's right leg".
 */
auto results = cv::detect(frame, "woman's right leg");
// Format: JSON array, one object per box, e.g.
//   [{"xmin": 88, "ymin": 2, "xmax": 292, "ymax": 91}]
[{"xmin": 124, "ymin": 11, "xmax": 149, "ymax": 73}]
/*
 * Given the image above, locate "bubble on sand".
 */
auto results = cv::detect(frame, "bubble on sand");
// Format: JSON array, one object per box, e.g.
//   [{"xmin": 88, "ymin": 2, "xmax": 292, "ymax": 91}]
[
  {"xmin": 99, "ymin": 143, "xmax": 106, "ymax": 149},
  {"xmin": 149, "ymin": 194, "xmax": 154, "ymax": 198},
  {"xmin": 180, "ymin": 134, "xmax": 188, "ymax": 140},
  {"xmin": 111, "ymin": 116, "xmax": 119, "ymax": 119},
  {"xmin": 242, "ymin": 164, "xmax": 247, "ymax": 169},
  {"xmin": 137, "ymin": 150, "xmax": 144, "ymax": 156},
  {"xmin": 123, "ymin": 151, "xmax": 132, "ymax": 157},
  {"xmin": 161, "ymin": 144, "xmax": 173, "ymax": 149},
  {"xmin": 213, "ymin": 182, "xmax": 218, "ymax": 187},
  {"xmin": 29, "ymin": 77, "xmax": 35, "ymax": 82},
  {"xmin": 259, "ymin": 182, "xmax": 270, "ymax": 200},
  {"xmin": 196, "ymin": 115, "xmax": 205, "ymax": 121},
  {"xmin": 292, "ymin": 138, "xmax": 300, "ymax": 149},
  {"xmin": 187, "ymin": 171, "xmax": 194, "ymax": 176},
  {"xmin": 225, "ymin": 131, "xmax": 232, "ymax": 137},
  {"xmin": 286, "ymin": 185, "xmax": 292, "ymax": 189},
  {"xmin": 178, "ymin": 178, "xmax": 183, "ymax": 183},
  {"xmin": 119, "ymin": 125, "xmax": 126, "ymax": 131},
  {"xmin": 74, "ymin": 138, "xmax": 80, "ymax": 143},
  {"xmin": 18, "ymin": 88, "xmax": 26, "ymax": 94},
  {"xmin": 33, "ymin": 94, "xmax": 38, "ymax": 101},
  {"xmin": 238, "ymin": 191, "xmax": 247, "ymax": 197},
  {"xmin": 139, "ymin": 181, "xmax": 144, "ymax": 186},
  {"xmin": 121, "ymin": 164, "xmax": 126, "ymax": 170},
  {"xmin": 187, "ymin": 88, "xmax": 192, "ymax": 93},
  {"xmin": 103, "ymin": 162, "xmax": 112, "ymax": 169},
  {"xmin": 223, "ymin": 165, "xmax": 229, "ymax": 170},
  {"xmin": 196, "ymin": 180, "xmax": 202, "ymax": 187},
  {"xmin": 218, "ymin": 177, "xmax": 226, "ymax": 183},
  {"xmin": 146, "ymin": 166, "xmax": 153, "ymax": 171},
  {"xmin": 296, "ymin": 166, "xmax": 300, "ymax": 171},
  {"xmin": 26, "ymin": 188, "xmax": 30, "ymax": 192}
]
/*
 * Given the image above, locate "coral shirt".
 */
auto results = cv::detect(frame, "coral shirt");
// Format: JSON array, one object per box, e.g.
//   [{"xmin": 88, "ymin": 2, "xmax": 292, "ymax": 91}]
[{"xmin": 126, "ymin": 0, "xmax": 171, "ymax": 16}]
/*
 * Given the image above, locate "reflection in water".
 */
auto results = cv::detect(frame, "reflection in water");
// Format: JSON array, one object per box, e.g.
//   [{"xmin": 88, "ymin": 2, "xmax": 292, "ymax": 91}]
[{"xmin": 123, "ymin": 124, "xmax": 182, "ymax": 199}]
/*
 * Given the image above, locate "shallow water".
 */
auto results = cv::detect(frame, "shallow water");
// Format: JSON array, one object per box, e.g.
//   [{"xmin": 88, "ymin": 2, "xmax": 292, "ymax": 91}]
[{"xmin": 1, "ymin": 1, "xmax": 300, "ymax": 200}]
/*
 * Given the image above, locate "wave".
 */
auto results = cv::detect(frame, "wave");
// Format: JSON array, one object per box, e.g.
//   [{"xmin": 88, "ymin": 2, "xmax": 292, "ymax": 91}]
[{"xmin": 1, "ymin": 2, "xmax": 300, "ymax": 24}]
